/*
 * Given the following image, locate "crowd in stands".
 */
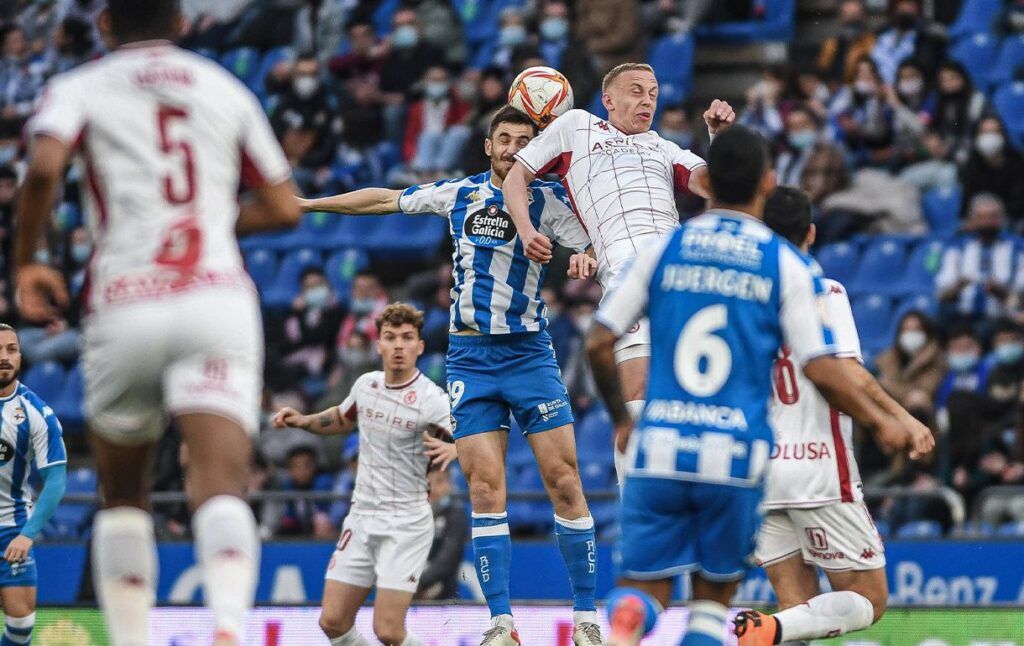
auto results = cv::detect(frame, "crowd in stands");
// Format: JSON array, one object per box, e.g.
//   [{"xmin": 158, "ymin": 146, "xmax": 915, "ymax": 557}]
[{"xmin": 3, "ymin": 0, "xmax": 1024, "ymax": 547}]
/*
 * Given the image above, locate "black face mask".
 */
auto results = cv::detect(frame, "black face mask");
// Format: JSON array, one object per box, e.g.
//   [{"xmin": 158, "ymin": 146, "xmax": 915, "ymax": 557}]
[
  {"xmin": 894, "ymin": 12, "xmax": 917, "ymax": 30},
  {"xmin": 977, "ymin": 227, "xmax": 1002, "ymax": 243}
]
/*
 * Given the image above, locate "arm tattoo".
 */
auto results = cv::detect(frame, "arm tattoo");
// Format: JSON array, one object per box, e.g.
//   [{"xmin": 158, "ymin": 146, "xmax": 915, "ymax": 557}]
[{"xmin": 319, "ymin": 414, "xmax": 334, "ymax": 428}]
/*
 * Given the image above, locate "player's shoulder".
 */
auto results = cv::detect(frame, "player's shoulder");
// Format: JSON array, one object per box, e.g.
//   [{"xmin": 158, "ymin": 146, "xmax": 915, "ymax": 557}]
[
  {"xmin": 14, "ymin": 384, "xmax": 56, "ymax": 422},
  {"xmin": 354, "ymin": 370, "xmax": 386, "ymax": 392},
  {"xmin": 528, "ymin": 178, "xmax": 570, "ymax": 202},
  {"xmin": 416, "ymin": 375, "xmax": 448, "ymax": 401},
  {"xmin": 548, "ymin": 108, "xmax": 589, "ymax": 130},
  {"xmin": 408, "ymin": 174, "xmax": 479, "ymax": 195}
]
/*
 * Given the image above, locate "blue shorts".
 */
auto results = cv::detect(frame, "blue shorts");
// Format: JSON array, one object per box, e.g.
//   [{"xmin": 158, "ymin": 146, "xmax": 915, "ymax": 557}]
[
  {"xmin": 0, "ymin": 527, "xmax": 37, "ymax": 588},
  {"xmin": 446, "ymin": 331, "xmax": 574, "ymax": 439},
  {"xmin": 618, "ymin": 477, "xmax": 763, "ymax": 582}
]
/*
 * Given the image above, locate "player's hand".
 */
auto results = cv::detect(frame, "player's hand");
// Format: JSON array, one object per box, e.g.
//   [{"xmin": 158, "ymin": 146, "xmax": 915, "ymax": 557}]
[
  {"xmin": 15, "ymin": 263, "xmax": 69, "ymax": 324},
  {"xmin": 703, "ymin": 99, "xmax": 736, "ymax": 136},
  {"xmin": 423, "ymin": 432, "xmax": 458, "ymax": 471},
  {"xmin": 613, "ymin": 420, "xmax": 634, "ymax": 454},
  {"xmin": 272, "ymin": 407, "xmax": 309, "ymax": 430},
  {"xmin": 873, "ymin": 416, "xmax": 910, "ymax": 455},
  {"xmin": 523, "ymin": 231, "xmax": 553, "ymax": 263},
  {"xmin": 567, "ymin": 253, "xmax": 596, "ymax": 280},
  {"xmin": 902, "ymin": 413, "xmax": 935, "ymax": 460},
  {"xmin": 3, "ymin": 535, "xmax": 32, "ymax": 563}
]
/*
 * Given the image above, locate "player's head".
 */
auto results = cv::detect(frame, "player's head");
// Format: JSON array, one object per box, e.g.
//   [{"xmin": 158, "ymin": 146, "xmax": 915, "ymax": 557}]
[
  {"xmin": 375, "ymin": 302, "xmax": 425, "ymax": 374},
  {"xmin": 764, "ymin": 186, "xmax": 815, "ymax": 251},
  {"xmin": 486, "ymin": 106, "xmax": 538, "ymax": 181},
  {"xmin": 0, "ymin": 324, "xmax": 19, "ymax": 391},
  {"xmin": 707, "ymin": 125, "xmax": 776, "ymax": 214},
  {"xmin": 601, "ymin": 62, "xmax": 657, "ymax": 135},
  {"xmin": 101, "ymin": 0, "xmax": 182, "ymax": 46}
]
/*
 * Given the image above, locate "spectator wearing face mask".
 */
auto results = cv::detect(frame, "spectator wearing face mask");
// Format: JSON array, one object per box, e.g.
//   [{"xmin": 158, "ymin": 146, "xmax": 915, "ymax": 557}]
[
  {"xmin": 817, "ymin": 0, "xmax": 876, "ymax": 90},
  {"xmin": 886, "ymin": 58, "xmax": 936, "ymax": 165},
  {"xmin": 337, "ymin": 272, "xmax": 388, "ymax": 348},
  {"xmin": 936, "ymin": 327, "xmax": 990, "ymax": 410},
  {"xmin": 937, "ymin": 194, "xmax": 1017, "ymax": 329},
  {"xmin": 899, "ymin": 128, "xmax": 960, "ymax": 191},
  {"xmin": 876, "ymin": 310, "xmax": 948, "ymax": 410},
  {"xmin": 932, "ymin": 60, "xmax": 990, "ymax": 166},
  {"xmin": 0, "ymin": 25, "xmax": 43, "ymax": 137},
  {"xmin": 469, "ymin": 7, "xmax": 534, "ymax": 73},
  {"xmin": 998, "ymin": 0, "xmax": 1024, "ymax": 37},
  {"xmin": 42, "ymin": 16, "xmax": 94, "ymax": 77},
  {"xmin": 738, "ymin": 65, "xmax": 785, "ymax": 140},
  {"xmin": 779, "ymin": 67, "xmax": 832, "ymax": 124},
  {"xmin": 536, "ymin": 1, "xmax": 600, "ymax": 108},
  {"xmin": 831, "ymin": 57, "xmax": 897, "ymax": 167},
  {"xmin": 413, "ymin": 0, "xmax": 467, "ymax": 67},
  {"xmin": 776, "ymin": 104, "xmax": 824, "ymax": 187},
  {"xmin": 980, "ymin": 319, "xmax": 1024, "ymax": 422},
  {"xmin": 961, "ymin": 116, "xmax": 1024, "ymax": 221},
  {"xmin": 402, "ymin": 65, "xmax": 471, "ymax": 181},
  {"xmin": 379, "ymin": 9, "xmax": 444, "ymax": 141},
  {"xmin": 870, "ymin": 0, "xmax": 947, "ymax": 85},
  {"xmin": 575, "ymin": 0, "xmax": 642, "ymax": 73}
]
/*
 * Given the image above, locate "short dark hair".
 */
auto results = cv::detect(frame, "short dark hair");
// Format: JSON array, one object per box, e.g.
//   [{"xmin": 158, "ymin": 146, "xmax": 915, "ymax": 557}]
[
  {"xmin": 764, "ymin": 187, "xmax": 813, "ymax": 247},
  {"xmin": 107, "ymin": 0, "xmax": 180, "ymax": 43},
  {"xmin": 489, "ymin": 105, "xmax": 538, "ymax": 138},
  {"xmin": 0, "ymin": 166, "xmax": 16, "ymax": 182},
  {"xmin": 286, "ymin": 445, "xmax": 317, "ymax": 462},
  {"xmin": 707, "ymin": 125, "xmax": 770, "ymax": 205},
  {"xmin": 994, "ymin": 318, "xmax": 1023, "ymax": 338},
  {"xmin": 375, "ymin": 302, "xmax": 424, "ymax": 337}
]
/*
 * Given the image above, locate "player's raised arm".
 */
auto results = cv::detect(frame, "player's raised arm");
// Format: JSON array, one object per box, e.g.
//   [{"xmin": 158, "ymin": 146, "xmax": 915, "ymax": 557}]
[
  {"xmin": 237, "ymin": 179, "xmax": 303, "ymax": 235},
  {"xmin": 504, "ymin": 161, "xmax": 552, "ymax": 263},
  {"xmin": 684, "ymin": 100, "xmax": 737, "ymax": 199},
  {"xmin": 299, "ymin": 188, "xmax": 403, "ymax": 215},
  {"xmin": 272, "ymin": 405, "xmax": 354, "ymax": 435}
]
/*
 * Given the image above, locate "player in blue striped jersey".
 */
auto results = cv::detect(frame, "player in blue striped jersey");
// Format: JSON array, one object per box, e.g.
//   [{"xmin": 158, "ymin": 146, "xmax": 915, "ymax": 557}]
[
  {"xmin": 301, "ymin": 107, "xmax": 603, "ymax": 646},
  {"xmin": 584, "ymin": 127, "xmax": 929, "ymax": 646},
  {"xmin": 0, "ymin": 324, "xmax": 67, "ymax": 646}
]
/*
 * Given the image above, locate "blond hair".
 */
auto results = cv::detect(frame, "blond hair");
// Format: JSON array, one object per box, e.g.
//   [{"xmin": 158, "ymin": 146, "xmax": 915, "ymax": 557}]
[
  {"xmin": 375, "ymin": 302, "xmax": 424, "ymax": 337},
  {"xmin": 602, "ymin": 63, "xmax": 655, "ymax": 92}
]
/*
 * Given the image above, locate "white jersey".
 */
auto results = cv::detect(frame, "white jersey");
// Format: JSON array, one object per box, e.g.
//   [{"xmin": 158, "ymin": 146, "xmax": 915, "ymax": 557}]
[
  {"xmin": 339, "ymin": 371, "xmax": 451, "ymax": 514},
  {"xmin": 765, "ymin": 279, "xmax": 863, "ymax": 509},
  {"xmin": 514, "ymin": 109, "xmax": 707, "ymax": 283},
  {"xmin": 27, "ymin": 42, "xmax": 291, "ymax": 314}
]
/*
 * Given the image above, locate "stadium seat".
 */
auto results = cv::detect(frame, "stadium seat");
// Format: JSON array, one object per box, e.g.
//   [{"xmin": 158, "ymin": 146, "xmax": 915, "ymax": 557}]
[
  {"xmin": 901, "ymin": 237, "xmax": 946, "ymax": 298},
  {"xmin": 816, "ymin": 241, "xmax": 861, "ymax": 287},
  {"xmin": 52, "ymin": 363, "xmax": 85, "ymax": 430},
  {"xmin": 850, "ymin": 294, "xmax": 894, "ymax": 356},
  {"xmin": 695, "ymin": 0, "xmax": 795, "ymax": 42},
  {"xmin": 950, "ymin": 32, "xmax": 999, "ymax": 89},
  {"xmin": 244, "ymin": 248, "xmax": 278, "ymax": 293},
  {"xmin": 649, "ymin": 34, "xmax": 695, "ymax": 102},
  {"xmin": 949, "ymin": 0, "xmax": 1002, "ymax": 38},
  {"xmin": 323, "ymin": 249, "xmax": 368, "ymax": 294},
  {"xmin": 921, "ymin": 185, "xmax": 963, "ymax": 236},
  {"xmin": 590, "ymin": 500, "xmax": 619, "ymax": 531},
  {"xmin": 364, "ymin": 214, "xmax": 447, "ymax": 259},
  {"xmin": 21, "ymin": 362, "xmax": 65, "ymax": 405},
  {"xmin": 894, "ymin": 293, "xmax": 938, "ymax": 322},
  {"xmin": 579, "ymin": 460, "xmax": 614, "ymax": 491},
  {"xmin": 261, "ymin": 248, "xmax": 323, "ymax": 309},
  {"xmin": 508, "ymin": 467, "xmax": 551, "ymax": 533},
  {"xmin": 895, "ymin": 520, "xmax": 944, "ymax": 538},
  {"xmin": 254, "ymin": 46, "xmax": 294, "ymax": 100},
  {"xmin": 335, "ymin": 214, "xmax": 384, "ymax": 250},
  {"xmin": 849, "ymin": 236, "xmax": 911, "ymax": 296},
  {"xmin": 372, "ymin": 0, "xmax": 402, "ymax": 36},
  {"xmin": 575, "ymin": 409, "xmax": 613, "ymax": 462},
  {"xmin": 873, "ymin": 519, "xmax": 890, "ymax": 539},
  {"xmin": 44, "ymin": 467, "xmax": 96, "ymax": 540},
  {"xmin": 989, "ymin": 34, "xmax": 1024, "ymax": 89},
  {"xmin": 996, "ymin": 521, "xmax": 1024, "ymax": 537},
  {"xmin": 993, "ymin": 82, "xmax": 1024, "ymax": 150},
  {"xmin": 219, "ymin": 47, "xmax": 262, "ymax": 90},
  {"xmin": 953, "ymin": 521, "xmax": 994, "ymax": 537},
  {"xmin": 290, "ymin": 211, "xmax": 344, "ymax": 250}
]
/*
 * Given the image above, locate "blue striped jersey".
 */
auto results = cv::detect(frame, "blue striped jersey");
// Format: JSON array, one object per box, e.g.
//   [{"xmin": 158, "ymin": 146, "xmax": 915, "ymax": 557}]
[
  {"xmin": 596, "ymin": 209, "xmax": 836, "ymax": 487},
  {"xmin": 0, "ymin": 383, "xmax": 67, "ymax": 529},
  {"xmin": 399, "ymin": 171, "xmax": 590, "ymax": 335}
]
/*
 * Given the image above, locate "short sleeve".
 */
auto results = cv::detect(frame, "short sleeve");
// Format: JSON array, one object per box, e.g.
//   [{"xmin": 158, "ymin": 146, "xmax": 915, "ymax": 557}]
[
  {"xmin": 594, "ymin": 235, "xmax": 671, "ymax": 336},
  {"xmin": 425, "ymin": 387, "xmax": 453, "ymax": 434},
  {"xmin": 514, "ymin": 109, "xmax": 582, "ymax": 177},
  {"xmin": 338, "ymin": 374, "xmax": 367, "ymax": 422},
  {"xmin": 27, "ymin": 76, "xmax": 86, "ymax": 147},
  {"xmin": 824, "ymin": 281, "xmax": 862, "ymax": 362},
  {"xmin": 661, "ymin": 138, "xmax": 707, "ymax": 194},
  {"xmin": 28, "ymin": 402, "xmax": 67, "ymax": 470},
  {"xmin": 398, "ymin": 178, "xmax": 465, "ymax": 216},
  {"xmin": 538, "ymin": 185, "xmax": 590, "ymax": 252},
  {"xmin": 238, "ymin": 91, "xmax": 292, "ymax": 188},
  {"xmin": 779, "ymin": 245, "xmax": 837, "ymax": 366}
]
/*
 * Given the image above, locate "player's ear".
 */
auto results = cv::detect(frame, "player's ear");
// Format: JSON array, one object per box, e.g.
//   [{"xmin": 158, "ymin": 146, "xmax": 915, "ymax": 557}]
[
  {"xmin": 484, "ymin": 137, "xmax": 492, "ymax": 157},
  {"xmin": 761, "ymin": 167, "xmax": 778, "ymax": 196},
  {"xmin": 806, "ymin": 223, "xmax": 817, "ymax": 248},
  {"xmin": 601, "ymin": 91, "xmax": 613, "ymax": 113},
  {"xmin": 98, "ymin": 9, "xmax": 115, "ymax": 49},
  {"xmin": 174, "ymin": 9, "xmax": 188, "ymax": 38},
  {"xmin": 417, "ymin": 338, "xmax": 425, "ymax": 357}
]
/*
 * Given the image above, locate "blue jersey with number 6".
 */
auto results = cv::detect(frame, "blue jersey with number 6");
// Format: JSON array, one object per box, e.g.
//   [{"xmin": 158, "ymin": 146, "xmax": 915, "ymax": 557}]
[{"xmin": 596, "ymin": 209, "xmax": 836, "ymax": 486}]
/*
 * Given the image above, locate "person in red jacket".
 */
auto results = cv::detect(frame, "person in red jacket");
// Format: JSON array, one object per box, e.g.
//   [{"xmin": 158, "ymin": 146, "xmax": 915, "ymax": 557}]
[{"xmin": 403, "ymin": 65, "xmax": 472, "ymax": 181}]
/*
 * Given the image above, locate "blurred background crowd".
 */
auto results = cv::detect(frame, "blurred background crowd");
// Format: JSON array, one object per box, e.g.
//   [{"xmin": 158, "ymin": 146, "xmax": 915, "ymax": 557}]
[{"xmin": 2, "ymin": 0, "xmax": 1024, "ymax": 563}]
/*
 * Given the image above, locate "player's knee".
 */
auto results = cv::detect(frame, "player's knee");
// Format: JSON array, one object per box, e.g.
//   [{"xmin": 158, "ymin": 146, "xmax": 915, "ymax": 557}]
[
  {"xmin": 544, "ymin": 465, "xmax": 583, "ymax": 506},
  {"xmin": 468, "ymin": 477, "xmax": 504, "ymax": 512},
  {"xmin": 318, "ymin": 612, "xmax": 353, "ymax": 638},
  {"xmin": 372, "ymin": 617, "xmax": 405, "ymax": 645},
  {"xmin": 866, "ymin": 588, "xmax": 888, "ymax": 624}
]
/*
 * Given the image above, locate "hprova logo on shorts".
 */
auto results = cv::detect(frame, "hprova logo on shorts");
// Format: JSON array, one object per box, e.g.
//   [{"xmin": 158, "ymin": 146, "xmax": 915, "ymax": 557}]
[{"xmin": 464, "ymin": 205, "xmax": 517, "ymax": 247}]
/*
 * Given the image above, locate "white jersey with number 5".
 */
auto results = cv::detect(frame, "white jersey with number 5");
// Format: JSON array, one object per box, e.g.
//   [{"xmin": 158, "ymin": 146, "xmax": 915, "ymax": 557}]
[
  {"xmin": 766, "ymin": 279, "xmax": 863, "ymax": 509},
  {"xmin": 27, "ymin": 42, "xmax": 291, "ymax": 314}
]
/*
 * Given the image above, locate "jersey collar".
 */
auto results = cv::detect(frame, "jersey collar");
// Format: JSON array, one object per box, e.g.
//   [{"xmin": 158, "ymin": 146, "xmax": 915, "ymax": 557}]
[
  {"xmin": 385, "ymin": 371, "xmax": 421, "ymax": 390},
  {"xmin": 117, "ymin": 40, "xmax": 174, "ymax": 52},
  {"xmin": 0, "ymin": 382, "xmax": 22, "ymax": 403}
]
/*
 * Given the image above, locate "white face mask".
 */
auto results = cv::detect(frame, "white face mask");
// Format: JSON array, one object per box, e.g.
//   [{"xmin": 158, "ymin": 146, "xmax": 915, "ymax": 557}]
[
  {"xmin": 898, "ymin": 329, "xmax": 927, "ymax": 355},
  {"xmin": 898, "ymin": 77, "xmax": 923, "ymax": 96},
  {"xmin": 854, "ymin": 79, "xmax": 875, "ymax": 96},
  {"xmin": 293, "ymin": 75, "xmax": 319, "ymax": 99},
  {"xmin": 976, "ymin": 132, "xmax": 1005, "ymax": 157}
]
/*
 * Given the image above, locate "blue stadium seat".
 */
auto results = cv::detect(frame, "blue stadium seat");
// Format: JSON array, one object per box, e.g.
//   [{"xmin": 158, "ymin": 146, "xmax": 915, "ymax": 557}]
[
  {"xmin": 695, "ymin": 0, "xmax": 795, "ymax": 42},
  {"xmin": 261, "ymin": 248, "xmax": 323, "ymax": 309},
  {"xmin": 335, "ymin": 215, "xmax": 384, "ymax": 249},
  {"xmin": 850, "ymin": 295, "xmax": 894, "ymax": 356},
  {"xmin": 894, "ymin": 293, "xmax": 938, "ymax": 323},
  {"xmin": 254, "ymin": 46, "xmax": 294, "ymax": 100},
  {"xmin": 219, "ymin": 47, "xmax": 262, "ymax": 90},
  {"xmin": 289, "ymin": 211, "xmax": 344, "ymax": 250},
  {"xmin": 590, "ymin": 500, "xmax": 619, "ymax": 531},
  {"xmin": 52, "ymin": 363, "xmax": 84, "ymax": 430},
  {"xmin": 372, "ymin": 0, "xmax": 403, "ymax": 36},
  {"xmin": 849, "ymin": 236, "xmax": 911, "ymax": 296},
  {"xmin": 949, "ymin": 0, "xmax": 1002, "ymax": 38},
  {"xmin": 365, "ymin": 214, "xmax": 446, "ymax": 259},
  {"xmin": 579, "ymin": 460, "xmax": 614, "ymax": 491},
  {"xmin": 921, "ymin": 185, "xmax": 963, "ymax": 236},
  {"xmin": 508, "ymin": 467, "xmax": 551, "ymax": 533},
  {"xmin": 324, "ymin": 248, "xmax": 368, "ymax": 294},
  {"xmin": 193, "ymin": 47, "xmax": 218, "ymax": 61},
  {"xmin": 417, "ymin": 352, "xmax": 446, "ymax": 386},
  {"xmin": 997, "ymin": 521, "xmax": 1024, "ymax": 537},
  {"xmin": 575, "ymin": 409, "xmax": 613, "ymax": 462},
  {"xmin": 44, "ymin": 467, "xmax": 96, "ymax": 540},
  {"xmin": 989, "ymin": 34, "xmax": 1024, "ymax": 89},
  {"xmin": 816, "ymin": 241, "xmax": 861, "ymax": 287},
  {"xmin": 901, "ymin": 238, "xmax": 946, "ymax": 298},
  {"xmin": 649, "ymin": 34, "xmax": 695, "ymax": 102},
  {"xmin": 953, "ymin": 521, "xmax": 994, "ymax": 537},
  {"xmin": 873, "ymin": 519, "xmax": 890, "ymax": 539},
  {"xmin": 244, "ymin": 248, "xmax": 278, "ymax": 293},
  {"xmin": 950, "ymin": 32, "xmax": 999, "ymax": 89},
  {"xmin": 22, "ymin": 362, "xmax": 65, "ymax": 405},
  {"xmin": 895, "ymin": 520, "xmax": 943, "ymax": 538},
  {"xmin": 993, "ymin": 82, "xmax": 1024, "ymax": 150}
]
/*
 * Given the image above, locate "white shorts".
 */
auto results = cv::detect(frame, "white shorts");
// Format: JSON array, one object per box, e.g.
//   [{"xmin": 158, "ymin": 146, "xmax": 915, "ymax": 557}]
[
  {"xmin": 613, "ymin": 317, "xmax": 651, "ymax": 364},
  {"xmin": 82, "ymin": 287, "xmax": 263, "ymax": 445},
  {"xmin": 756, "ymin": 501, "xmax": 886, "ymax": 572},
  {"xmin": 325, "ymin": 509, "xmax": 434, "ymax": 593}
]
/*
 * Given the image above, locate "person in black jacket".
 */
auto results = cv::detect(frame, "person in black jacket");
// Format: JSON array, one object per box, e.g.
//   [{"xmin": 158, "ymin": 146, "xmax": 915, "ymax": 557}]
[
  {"xmin": 961, "ymin": 115, "xmax": 1024, "ymax": 221},
  {"xmin": 417, "ymin": 466, "xmax": 468, "ymax": 600}
]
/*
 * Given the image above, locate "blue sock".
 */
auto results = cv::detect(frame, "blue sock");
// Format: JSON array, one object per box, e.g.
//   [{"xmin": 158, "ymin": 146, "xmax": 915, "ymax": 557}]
[
  {"xmin": 606, "ymin": 587, "xmax": 660, "ymax": 636},
  {"xmin": 472, "ymin": 512, "xmax": 512, "ymax": 617},
  {"xmin": 1, "ymin": 612, "xmax": 34, "ymax": 645},
  {"xmin": 679, "ymin": 600, "xmax": 729, "ymax": 646},
  {"xmin": 554, "ymin": 514, "xmax": 597, "ymax": 615}
]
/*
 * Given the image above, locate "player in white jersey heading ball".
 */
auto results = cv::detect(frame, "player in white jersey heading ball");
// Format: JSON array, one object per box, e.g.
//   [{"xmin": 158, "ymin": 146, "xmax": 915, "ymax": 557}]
[
  {"xmin": 503, "ymin": 62, "xmax": 736, "ymax": 477},
  {"xmin": 734, "ymin": 187, "xmax": 935, "ymax": 646},
  {"xmin": 273, "ymin": 303, "xmax": 456, "ymax": 646},
  {"xmin": 13, "ymin": 2, "xmax": 301, "ymax": 645}
]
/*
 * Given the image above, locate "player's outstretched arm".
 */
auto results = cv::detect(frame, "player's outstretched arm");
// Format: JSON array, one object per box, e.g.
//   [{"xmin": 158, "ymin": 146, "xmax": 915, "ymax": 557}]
[
  {"xmin": 504, "ymin": 162, "xmax": 552, "ymax": 263},
  {"xmin": 585, "ymin": 322, "xmax": 634, "ymax": 450},
  {"xmin": 272, "ymin": 405, "xmax": 354, "ymax": 436},
  {"xmin": 6, "ymin": 463, "xmax": 66, "ymax": 563},
  {"xmin": 237, "ymin": 178, "xmax": 302, "ymax": 235},
  {"xmin": 299, "ymin": 188, "xmax": 402, "ymax": 215}
]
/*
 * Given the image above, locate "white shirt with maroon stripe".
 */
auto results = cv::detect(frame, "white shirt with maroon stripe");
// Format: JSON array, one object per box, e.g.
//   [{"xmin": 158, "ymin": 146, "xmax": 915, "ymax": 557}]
[
  {"xmin": 27, "ymin": 42, "xmax": 291, "ymax": 313},
  {"xmin": 340, "ymin": 371, "xmax": 451, "ymax": 514},
  {"xmin": 513, "ymin": 109, "xmax": 706, "ymax": 283},
  {"xmin": 765, "ymin": 279, "xmax": 863, "ymax": 509}
]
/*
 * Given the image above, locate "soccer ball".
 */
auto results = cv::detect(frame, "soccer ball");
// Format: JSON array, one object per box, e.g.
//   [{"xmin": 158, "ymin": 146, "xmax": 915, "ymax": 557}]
[{"xmin": 507, "ymin": 66, "xmax": 574, "ymax": 128}]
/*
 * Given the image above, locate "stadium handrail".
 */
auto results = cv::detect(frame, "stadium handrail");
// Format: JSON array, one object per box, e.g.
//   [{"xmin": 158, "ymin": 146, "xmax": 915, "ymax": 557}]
[{"xmin": 968, "ymin": 484, "xmax": 1024, "ymax": 525}]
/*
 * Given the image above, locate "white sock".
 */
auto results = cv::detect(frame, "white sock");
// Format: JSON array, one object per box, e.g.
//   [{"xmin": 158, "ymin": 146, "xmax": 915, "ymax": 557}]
[
  {"xmin": 686, "ymin": 600, "xmax": 729, "ymax": 641},
  {"xmin": 491, "ymin": 614, "xmax": 514, "ymax": 630},
  {"xmin": 3, "ymin": 612, "xmax": 34, "ymax": 644},
  {"xmin": 92, "ymin": 507, "xmax": 157, "ymax": 646},
  {"xmin": 193, "ymin": 495, "xmax": 260, "ymax": 639},
  {"xmin": 400, "ymin": 633, "xmax": 424, "ymax": 646},
  {"xmin": 574, "ymin": 610, "xmax": 599, "ymax": 625},
  {"xmin": 615, "ymin": 400, "xmax": 646, "ymax": 487},
  {"xmin": 330, "ymin": 626, "xmax": 371, "ymax": 645},
  {"xmin": 775, "ymin": 590, "xmax": 874, "ymax": 640}
]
